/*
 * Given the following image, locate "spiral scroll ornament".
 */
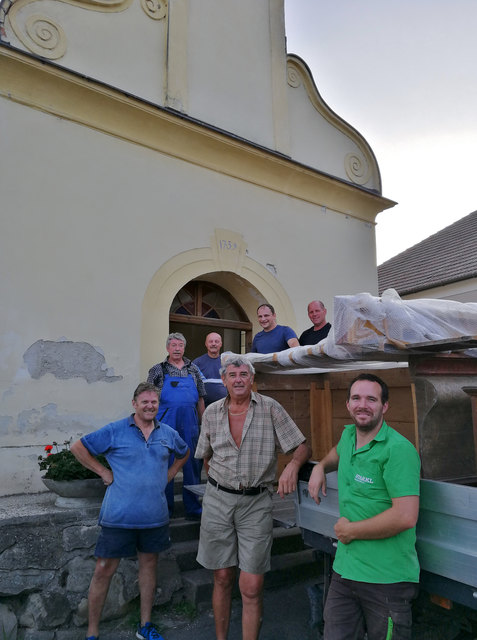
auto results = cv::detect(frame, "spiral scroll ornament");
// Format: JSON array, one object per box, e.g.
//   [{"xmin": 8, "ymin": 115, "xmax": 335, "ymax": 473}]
[
  {"xmin": 287, "ymin": 63, "xmax": 301, "ymax": 88},
  {"xmin": 140, "ymin": 0, "xmax": 167, "ymax": 20},
  {"xmin": 344, "ymin": 152, "xmax": 371, "ymax": 186},
  {"xmin": 15, "ymin": 14, "xmax": 67, "ymax": 58}
]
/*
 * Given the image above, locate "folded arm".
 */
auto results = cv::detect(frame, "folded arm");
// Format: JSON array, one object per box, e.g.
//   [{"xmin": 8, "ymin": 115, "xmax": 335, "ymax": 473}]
[{"xmin": 334, "ymin": 495, "xmax": 419, "ymax": 545}]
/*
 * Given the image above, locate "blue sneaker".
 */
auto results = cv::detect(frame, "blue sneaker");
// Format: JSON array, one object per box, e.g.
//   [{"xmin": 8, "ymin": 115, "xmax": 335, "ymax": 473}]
[
  {"xmin": 136, "ymin": 622, "xmax": 164, "ymax": 640},
  {"xmin": 85, "ymin": 636, "xmax": 99, "ymax": 640}
]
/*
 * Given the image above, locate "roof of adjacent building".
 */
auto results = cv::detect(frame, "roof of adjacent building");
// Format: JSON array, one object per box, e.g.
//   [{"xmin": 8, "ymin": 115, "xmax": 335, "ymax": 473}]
[{"xmin": 378, "ymin": 210, "xmax": 477, "ymax": 295}]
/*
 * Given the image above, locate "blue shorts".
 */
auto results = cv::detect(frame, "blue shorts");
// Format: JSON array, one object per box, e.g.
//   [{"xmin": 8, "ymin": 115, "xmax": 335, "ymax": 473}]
[{"xmin": 95, "ymin": 525, "xmax": 171, "ymax": 558}]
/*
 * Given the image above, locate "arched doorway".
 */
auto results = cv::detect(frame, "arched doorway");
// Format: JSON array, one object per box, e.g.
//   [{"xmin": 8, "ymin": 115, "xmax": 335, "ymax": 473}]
[
  {"xmin": 169, "ymin": 280, "xmax": 252, "ymax": 359},
  {"xmin": 140, "ymin": 241, "xmax": 298, "ymax": 376}
]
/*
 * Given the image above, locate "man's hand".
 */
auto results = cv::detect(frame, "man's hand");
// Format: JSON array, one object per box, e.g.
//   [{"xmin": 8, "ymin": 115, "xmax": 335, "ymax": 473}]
[
  {"xmin": 334, "ymin": 516, "xmax": 354, "ymax": 544},
  {"xmin": 100, "ymin": 468, "xmax": 114, "ymax": 486},
  {"xmin": 307, "ymin": 463, "xmax": 327, "ymax": 504},
  {"xmin": 307, "ymin": 447, "xmax": 339, "ymax": 504},
  {"xmin": 333, "ymin": 496, "xmax": 420, "ymax": 543},
  {"xmin": 277, "ymin": 459, "xmax": 300, "ymax": 498},
  {"xmin": 277, "ymin": 443, "xmax": 311, "ymax": 498},
  {"xmin": 168, "ymin": 449, "xmax": 190, "ymax": 483}
]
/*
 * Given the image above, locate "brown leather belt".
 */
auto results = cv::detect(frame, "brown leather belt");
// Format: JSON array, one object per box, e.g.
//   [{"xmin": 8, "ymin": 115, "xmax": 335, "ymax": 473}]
[{"xmin": 208, "ymin": 476, "xmax": 265, "ymax": 496}]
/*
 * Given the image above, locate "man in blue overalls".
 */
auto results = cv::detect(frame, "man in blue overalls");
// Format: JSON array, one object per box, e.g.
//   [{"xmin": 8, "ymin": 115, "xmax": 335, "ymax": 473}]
[{"xmin": 147, "ymin": 333, "xmax": 205, "ymax": 520}]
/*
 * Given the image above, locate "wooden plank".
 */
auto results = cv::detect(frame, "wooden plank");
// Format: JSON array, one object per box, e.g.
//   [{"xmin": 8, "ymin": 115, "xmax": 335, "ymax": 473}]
[
  {"xmin": 410, "ymin": 354, "xmax": 477, "ymax": 376},
  {"xmin": 256, "ymin": 373, "xmax": 320, "ymax": 391},
  {"xmin": 387, "ymin": 421, "xmax": 417, "ymax": 445},
  {"xmin": 257, "ymin": 367, "xmax": 419, "ymax": 464},
  {"xmin": 462, "ymin": 387, "xmax": 477, "ymax": 479},
  {"xmin": 309, "ymin": 381, "xmax": 333, "ymax": 460},
  {"xmin": 325, "ymin": 367, "xmax": 412, "ymax": 390},
  {"xmin": 407, "ymin": 336, "xmax": 477, "ymax": 352}
]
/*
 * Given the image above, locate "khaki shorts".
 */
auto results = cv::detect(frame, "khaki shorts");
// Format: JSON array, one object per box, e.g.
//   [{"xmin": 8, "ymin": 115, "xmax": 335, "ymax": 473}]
[{"xmin": 197, "ymin": 483, "xmax": 273, "ymax": 574}]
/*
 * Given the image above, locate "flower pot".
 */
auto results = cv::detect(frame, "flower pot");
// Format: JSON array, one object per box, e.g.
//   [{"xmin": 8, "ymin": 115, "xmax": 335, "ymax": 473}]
[{"xmin": 42, "ymin": 477, "xmax": 106, "ymax": 508}]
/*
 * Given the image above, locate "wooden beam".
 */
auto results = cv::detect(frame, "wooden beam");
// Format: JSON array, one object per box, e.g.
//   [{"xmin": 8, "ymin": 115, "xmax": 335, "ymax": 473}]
[{"xmin": 310, "ymin": 381, "xmax": 333, "ymax": 460}]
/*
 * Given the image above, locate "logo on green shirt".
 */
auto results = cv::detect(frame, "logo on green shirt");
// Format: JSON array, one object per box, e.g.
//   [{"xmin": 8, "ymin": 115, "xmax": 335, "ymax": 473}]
[{"xmin": 355, "ymin": 473, "xmax": 374, "ymax": 484}]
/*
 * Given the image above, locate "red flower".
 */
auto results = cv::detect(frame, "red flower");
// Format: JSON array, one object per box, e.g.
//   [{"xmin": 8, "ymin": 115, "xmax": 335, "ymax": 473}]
[{"xmin": 44, "ymin": 445, "xmax": 53, "ymax": 452}]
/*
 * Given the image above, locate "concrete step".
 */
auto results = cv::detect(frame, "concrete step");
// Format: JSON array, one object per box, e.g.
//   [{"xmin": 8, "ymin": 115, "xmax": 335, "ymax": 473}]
[
  {"xmin": 169, "ymin": 516, "xmax": 201, "ymax": 543},
  {"xmin": 182, "ymin": 567, "xmax": 216, "ymax": 611},
  {"xmin": 181, "ymin": 548, "xmax": 322, "ymax": 610},
  {"xmin": 172, "ymin": 538, "xmax": 201, "ymax": 572}
]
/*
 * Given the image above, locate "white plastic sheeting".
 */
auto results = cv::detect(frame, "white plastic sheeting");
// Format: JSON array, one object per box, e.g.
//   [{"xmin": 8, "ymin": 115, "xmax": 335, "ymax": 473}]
[{"xmin": 334, "ymin": 289, "xmax": 477, "ymax": 351}]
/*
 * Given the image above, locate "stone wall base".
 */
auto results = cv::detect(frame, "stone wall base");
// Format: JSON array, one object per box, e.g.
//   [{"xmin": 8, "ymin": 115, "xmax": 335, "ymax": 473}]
[{"xmin": 0, "ymin": 493, "xmax": 182, "ymax": 638}]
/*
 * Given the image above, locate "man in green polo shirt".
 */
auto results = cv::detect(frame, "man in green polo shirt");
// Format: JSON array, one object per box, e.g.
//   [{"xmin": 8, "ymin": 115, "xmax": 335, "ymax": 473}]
[{"xmin": 308, "ymin": 373, "xmax": 421, "ymax": 640}]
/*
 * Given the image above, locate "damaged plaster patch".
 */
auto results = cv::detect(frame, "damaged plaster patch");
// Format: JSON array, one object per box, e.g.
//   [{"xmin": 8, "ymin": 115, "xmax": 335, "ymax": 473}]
[
  {"xmin": 16, "ymin": 403, "xmax": 90, "ymax": 437},
  {"xmin": 23, "ymin": 340, "xmax": 122, "ymax": 383},
  {"xmin": 17, "ymin": 403, "xmax": 59, "ymax": 434}
]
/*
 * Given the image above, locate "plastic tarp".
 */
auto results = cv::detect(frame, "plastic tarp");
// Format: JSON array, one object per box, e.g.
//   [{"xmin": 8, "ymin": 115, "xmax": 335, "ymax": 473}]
[{"xmin": 334, "ymin": 289, "xmax": 477, "ymax": 352}]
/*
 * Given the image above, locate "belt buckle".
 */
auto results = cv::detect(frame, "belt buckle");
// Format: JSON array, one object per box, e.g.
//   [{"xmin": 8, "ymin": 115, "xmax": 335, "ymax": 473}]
[{"xmin": 242, "ymin": 486, "xmax": 259, "ymax": 496}]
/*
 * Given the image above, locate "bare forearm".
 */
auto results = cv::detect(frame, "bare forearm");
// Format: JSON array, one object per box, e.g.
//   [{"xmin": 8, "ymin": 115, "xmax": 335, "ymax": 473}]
[
  {"xmin": 319, "ymin": 446, "xmax": 339, "ymax": 474},
  {"xmin": 70, "ymin": 440, "xmax": 110, "ymax": 480},
  {"xmin": 197, "ymin": 398, "xmax": 205, "ymax": 420},
  {"xmin": 289, "ymin": 442, "xmax": 311, "ymax": 468},
  {"xmin": 167, "ymin": 449, "xmax": 190, "ymax": 483}
]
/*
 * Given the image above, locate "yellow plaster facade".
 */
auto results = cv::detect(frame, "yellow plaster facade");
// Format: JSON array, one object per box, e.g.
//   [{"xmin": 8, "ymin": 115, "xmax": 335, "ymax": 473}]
[{"xmin": 0, "ymin": 0, "xmax": 396, "ymax": 495}]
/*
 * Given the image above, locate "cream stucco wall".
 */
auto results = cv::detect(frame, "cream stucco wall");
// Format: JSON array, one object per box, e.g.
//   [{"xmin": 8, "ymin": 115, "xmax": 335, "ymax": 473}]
[
  {"xmin": 286, "ymin": 57, "xmax": 381, "ymax": 191},
  {"xmin": 402, "ymin": 279, "xmax": 477, "ymax": 303},
  {"xmin": 2, "ymin": 0, "xmax": 381, "ymax": 192},
  {"xmin": 0, "ymin": 83, "xmax": 382, "ymax": 495},
  {"xmin": 4, "ymin": 0, "xmax": 167, "ymax": 104},
  {"xmin": 0, "ymin": 1, "xmax": 395, "ymax": 495}
]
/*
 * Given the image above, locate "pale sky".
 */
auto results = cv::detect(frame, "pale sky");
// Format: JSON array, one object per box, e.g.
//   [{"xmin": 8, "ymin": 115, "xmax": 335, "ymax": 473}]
[{"xmin": 285, "ymin": 1, "xmax": 477, "ymax": 264}]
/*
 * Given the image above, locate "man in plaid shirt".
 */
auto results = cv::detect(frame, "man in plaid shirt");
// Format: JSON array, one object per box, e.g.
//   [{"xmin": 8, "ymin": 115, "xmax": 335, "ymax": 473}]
[{"xmin": 195, "ymin": 355, "xmax": 310, "ymax": 640}]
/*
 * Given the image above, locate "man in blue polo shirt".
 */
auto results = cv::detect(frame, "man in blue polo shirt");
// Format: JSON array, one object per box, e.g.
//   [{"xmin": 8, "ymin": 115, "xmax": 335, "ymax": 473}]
[
  {"xmin": 71, "ymin": 382, "xmax": 189, "ymax": 640},
  {"xmin": 308, "ymin": 373, "xmax": 420, "ymax": 640},
  {"xmin": 251, "ymin": 303, "xmax": 299, "ymax": 353}
]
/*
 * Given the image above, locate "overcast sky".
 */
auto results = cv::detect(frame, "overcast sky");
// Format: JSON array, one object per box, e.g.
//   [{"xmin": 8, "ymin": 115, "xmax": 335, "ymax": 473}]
[{"xmin": 285, "ymin": 1, "xmax": 477, "ymax": 264}]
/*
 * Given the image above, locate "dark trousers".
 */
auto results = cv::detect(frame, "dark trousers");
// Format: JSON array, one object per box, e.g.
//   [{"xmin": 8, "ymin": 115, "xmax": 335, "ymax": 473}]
[{"xmin": 323, "ymin": 571, "xmax": 418, "ymax": 640}]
